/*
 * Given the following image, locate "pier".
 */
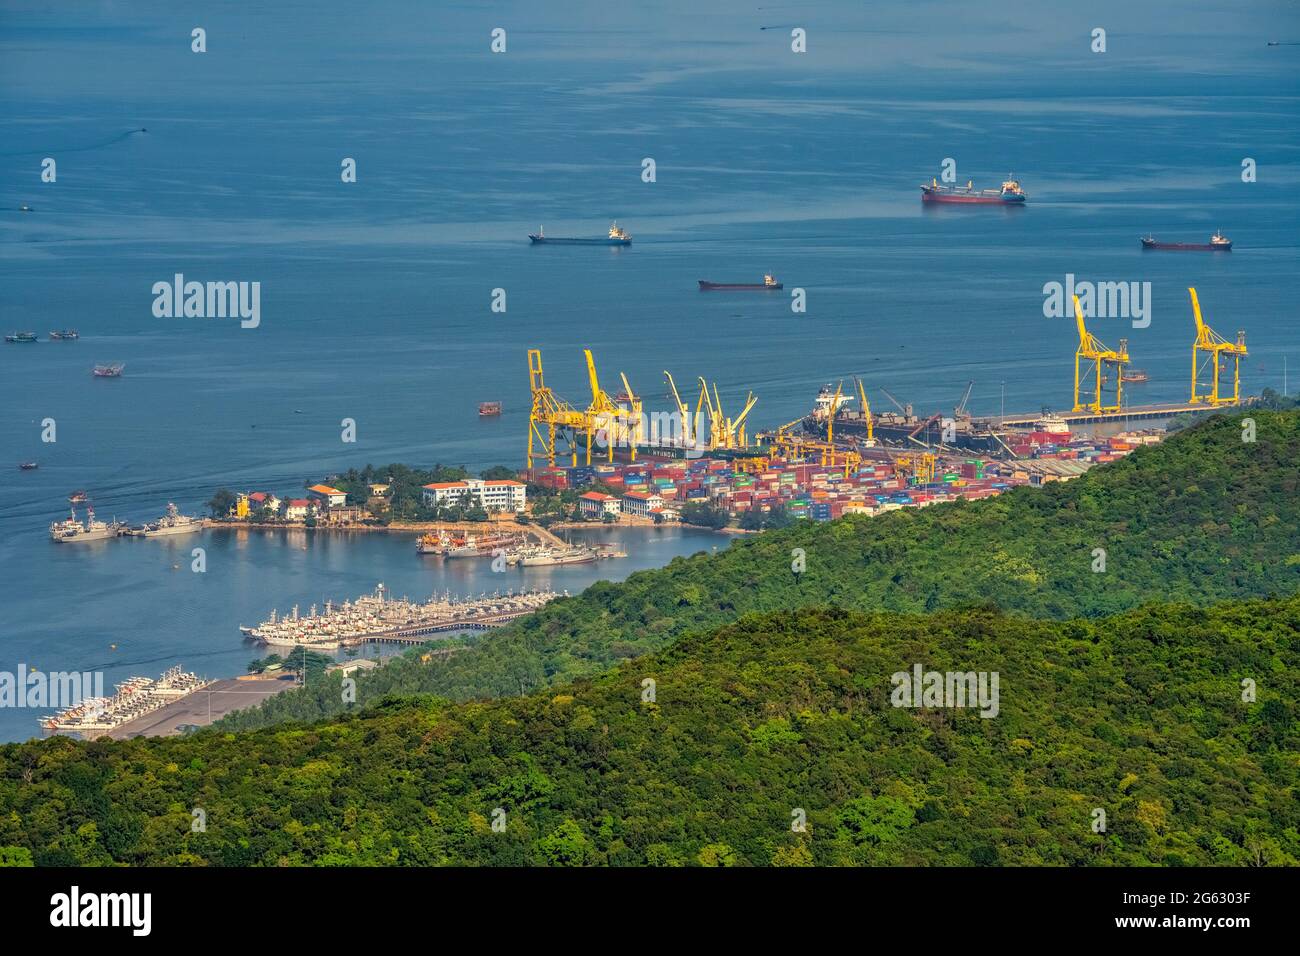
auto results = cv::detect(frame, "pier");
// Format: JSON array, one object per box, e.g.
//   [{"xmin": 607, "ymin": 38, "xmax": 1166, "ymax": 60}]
[{"xmin": 989, "ymin": 400, "xmax": 1240, "ymax": 429}]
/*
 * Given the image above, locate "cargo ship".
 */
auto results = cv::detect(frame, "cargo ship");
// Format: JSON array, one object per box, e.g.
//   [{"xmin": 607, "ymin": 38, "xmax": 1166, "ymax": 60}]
[
  {"xmin": 1140, "ymin": 231, "xmax": 1231, "ymax": 251},
  {"xmin": 4, "ymin": 331, "xmax": 38, "ymax": 343},
  {"xmin": 801, "ymin": 384, "xmax": 1017, "ymax": 454},
  {"xmin": 699, "ymin": 274, "xmax": 783, "ymax": 290},
  {"xmin": 920, "ymin": 177, "xmax": 1026, "ymax": 205},
  {"xmin": 479, "ymin": 401, "xmax": 502, "ymax": 416},
  {"xmin": 528, "ymin": 222, "xmax": 631, "ymax": 246},
  {"xmin": 93, "ymin": 363, "xmax": 124, "ymax": 377}
]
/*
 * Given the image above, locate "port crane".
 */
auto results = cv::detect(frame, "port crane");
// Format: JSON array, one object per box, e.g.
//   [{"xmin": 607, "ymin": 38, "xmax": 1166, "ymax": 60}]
[
  {"xmin": 854, "ymin": 377, "xmax": 875, "ymax": 446},
  {"xmin": 527, "ymin": 349, "xmax": 593, "ymax": 469},
  {"xmin": 697, "ymin": 377, "xmax": 758, "ymax": 451},
  {"xmin": 1072, "ymin": 295, "xmax": 1129, "ymax": 414},
  {"xmin": 1188, "ymin": 287, "xmax": 1246, "ymax": 406}
]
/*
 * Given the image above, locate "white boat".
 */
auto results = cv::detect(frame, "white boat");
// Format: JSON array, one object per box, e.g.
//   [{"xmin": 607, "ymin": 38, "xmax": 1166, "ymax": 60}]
[
  {"xmin": 138, "ymin": 502, "xmax": 201, "ymax": 537},
  {"xmin": 50, "ymin": 504, "xmax": 122, "ymax": 543},
  {"xmin": 519, "ymin": 546, "xmax": 597, "ymax": 567}
]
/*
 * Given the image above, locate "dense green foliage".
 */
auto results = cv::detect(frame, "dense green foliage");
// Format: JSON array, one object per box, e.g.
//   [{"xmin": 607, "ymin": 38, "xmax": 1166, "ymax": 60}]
[
  {"xmin": 2, "ymin": 597, "xmax": 1295, "ymax": 866},
  {"xmin": 220, "ymin": 410, "xmax": 1300, "ymax": 730}
]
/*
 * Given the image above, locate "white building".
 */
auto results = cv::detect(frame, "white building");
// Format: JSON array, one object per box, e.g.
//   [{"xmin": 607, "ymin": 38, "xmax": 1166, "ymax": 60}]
[
  {"xmin": 579, "ymin": 491, "xmax": 621, "ymax": 518},
  {"xmin": 621, "ymin": 490, "xmax": 664, "ymax": 517},
  {"xmin": 421, "ymin": 478, "xmax": 526, "ymax": 514}
]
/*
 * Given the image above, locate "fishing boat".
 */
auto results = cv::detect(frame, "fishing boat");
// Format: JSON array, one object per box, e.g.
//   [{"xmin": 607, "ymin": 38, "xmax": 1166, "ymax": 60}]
[
  {"xmin": 49, "ymin": 330, "xmax": 80, "ymax": 340},
  {"xmin": 479, "ymin": 401, "xmax": 503, "ymax": 416},
  {"xmin": 93, "ymin": 363, "xmax": 125, "ymax": 377},
  {"xmin": 1141, "ymin": 231, "xmax": 1232, "ymax": 251},
  {"xmin": 18, "ymin": 462, "xmax": 38, "ymax": 471},
  {"xmin": 1121, "ymin": 369, "xmax": 1150, "ymax": 383},
  {"xmin": 4, "ymin": 332, "xmax": 38, "ymax": 343}
]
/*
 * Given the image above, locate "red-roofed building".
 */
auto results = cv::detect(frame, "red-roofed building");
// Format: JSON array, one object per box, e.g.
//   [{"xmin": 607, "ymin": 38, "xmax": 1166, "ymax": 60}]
[
  {"xmin": 578, "ymin": 491, "xmax": 620, "ymax": 518},
  {"xmin": 307, "ymin": 484, "xmax": 347, "ymax": 508},
  {"xmin": 621, "ymin": 490, "xmax": 664, "ymax": 517},
  {"xmin": 285, "ymin": 499, "xmax": 312, "ymax": 520}
]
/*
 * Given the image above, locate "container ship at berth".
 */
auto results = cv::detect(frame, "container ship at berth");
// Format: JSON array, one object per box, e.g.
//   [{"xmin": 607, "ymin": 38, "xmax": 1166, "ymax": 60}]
[
  {"xmin": 699, "ymin": 274, "xmax": 783, "ymax": 290},
  {"xmin": 529, "ymin": 222, "xmax": 631, "ymax": 245},
  {"xmin": 920, "ymin": 177, "xmax": 1026, "ymax": 205},
  {"xmin": 801, "ymin": 384, "xmax": 1035, "ymax": 455},
  {"xmin": 1141, "ymin": 231, "xmax": 1232, "ymax": 251}
]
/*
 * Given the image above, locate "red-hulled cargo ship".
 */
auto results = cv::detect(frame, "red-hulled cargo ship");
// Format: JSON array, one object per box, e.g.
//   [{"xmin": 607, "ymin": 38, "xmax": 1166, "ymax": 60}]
[
  {"xmin": 1140, "ymin": 231, "xmax": 1231, "ymax": 251},
  {"xmin": 920, "ymin": 177, "xmax": 1026, "ymax": 205},
  {"xmin": 698, "ymin": 274, "xmax": 783, "ymax": 290}
]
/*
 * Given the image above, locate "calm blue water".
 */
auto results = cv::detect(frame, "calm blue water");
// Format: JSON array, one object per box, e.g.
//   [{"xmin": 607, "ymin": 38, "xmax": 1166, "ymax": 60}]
[{"xmin": 1, "ymin": 1, "xmax": 1298, "ymax": 740}]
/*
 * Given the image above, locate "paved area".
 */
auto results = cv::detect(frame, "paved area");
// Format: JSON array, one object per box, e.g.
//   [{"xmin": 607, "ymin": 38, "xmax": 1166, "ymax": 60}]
[{"xmin": 104, "ymin": 676, "xmax": 296, "ymax": 739}]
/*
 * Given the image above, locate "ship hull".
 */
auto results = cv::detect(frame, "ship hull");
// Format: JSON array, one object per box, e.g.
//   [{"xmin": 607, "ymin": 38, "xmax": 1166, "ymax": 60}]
[
  {"xmin": 1141, "ymin": 239, "xmax": 1231, "ymax": 251},
  {"xmin": 141, "ymin": 523, "xmax": 201, "ymax": 537},
  {"xmin": 698, "ymin": 281, "xmax": 783, "ymax": 290},
  {"xmin": 921, "ymin": 190, "xmax": 1025, "ymax": 205},
  {"xmin": 53, "ymin": 529, "xmax": 119, "ymax": 543},
  {"xmin": 529, "ymin": 236, "xmax": 631, "ymax": 246},
  {"xmin": 808, "ymin": 416, "xmax": 1009, "ymax": 454}
]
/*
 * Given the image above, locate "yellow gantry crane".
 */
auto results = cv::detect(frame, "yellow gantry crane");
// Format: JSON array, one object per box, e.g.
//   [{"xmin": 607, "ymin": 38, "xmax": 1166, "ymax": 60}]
[
  {"xmin": 697, "ymin": 377, "xmax": 758, "ymax": 450},
  {"xmin": 1188, "ymin": 287, "xmax": 1247, "ymax": 406},
  {"xmin": 854, "ymin": 376, "xmax": 875, "ymax": 446},
  {"xmin": 583, "ymin": 349, "xmax": 641, "ymax": 462},
  {"xmin": 893, "ymin": 453, "xmax": 937, "ymax": 485},
  {"xmin": 1072, "ymin": 295, "xmax": 1129, "ymax": 414},
  {"xmin": 664, "ymin": 370, "xmax": 704, "ymax": 450},
  {"xmin": 527, "ymin": 349, "xmax": 594, "ymax": 469}
]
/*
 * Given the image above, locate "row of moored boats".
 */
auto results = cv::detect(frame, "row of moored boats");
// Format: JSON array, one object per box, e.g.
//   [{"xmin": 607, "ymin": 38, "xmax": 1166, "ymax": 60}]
[{"xmin": 49, "ymin": 501, "xmax": 201, "ymax": 543}]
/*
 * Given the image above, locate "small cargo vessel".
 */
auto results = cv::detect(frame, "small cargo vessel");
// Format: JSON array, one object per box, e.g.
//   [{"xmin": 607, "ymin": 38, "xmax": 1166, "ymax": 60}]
[
  {"xmin": 4, "ymin": 331, "xmax": 38, "ymax": 343},
  {"xmin": 699, "ymin": 274, "xmax": 783, "ymax": 290},
  {"xmin": 93, "ymin": 363, "xmax": 125, "ymax": 377},
  {"xmin": 49, "ymin": 330, "xmax": 79, "ymax": 340},
  {"xmin": 529, "ymin": 222, "xmax": 631, "ymax": 246},
  {"xmin": 921, "ymin": 177, "xmax": 1026, "ymax": 205},
  {"xmin": 479, "ymin": 401, "xmax": 502, "ymax": 416},
  {"xmin": 1140, "ymin": 231, "xmax": 1231, "ymax": 251}
]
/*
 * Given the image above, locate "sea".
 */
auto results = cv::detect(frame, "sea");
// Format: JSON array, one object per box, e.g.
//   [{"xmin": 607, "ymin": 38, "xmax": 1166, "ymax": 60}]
[{"xmin": 1, "ymin": 0, "xmax": 1297, "ymax": 741}]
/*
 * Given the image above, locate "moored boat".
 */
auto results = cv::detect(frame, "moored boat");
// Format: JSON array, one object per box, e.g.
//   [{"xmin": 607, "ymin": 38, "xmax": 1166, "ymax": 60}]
[{"xmin": 134, "ymin": 502, "xmax": 202, "ymax": 537}]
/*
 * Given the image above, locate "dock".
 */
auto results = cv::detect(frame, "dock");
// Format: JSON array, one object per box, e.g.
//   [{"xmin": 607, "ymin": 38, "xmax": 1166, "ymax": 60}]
[{"xmin": 990, "ymin": 400, "xmax": 1240, "ymax": 429}]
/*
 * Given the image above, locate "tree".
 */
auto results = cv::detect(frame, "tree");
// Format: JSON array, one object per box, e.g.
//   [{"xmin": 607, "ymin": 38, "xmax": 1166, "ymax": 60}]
[{"xmin": 207, "ymin": 488, "xmax": 237, "ymax": 518}]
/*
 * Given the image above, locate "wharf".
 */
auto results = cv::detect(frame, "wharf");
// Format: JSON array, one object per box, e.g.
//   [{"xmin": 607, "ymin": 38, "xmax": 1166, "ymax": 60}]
[{"xmin": 990, "ymin": 401, "xmax": 1235, "ymax": 429}]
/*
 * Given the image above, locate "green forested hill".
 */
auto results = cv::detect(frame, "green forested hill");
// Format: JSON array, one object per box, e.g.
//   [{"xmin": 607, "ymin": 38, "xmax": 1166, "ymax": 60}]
[
  {"xmin": 220, "ymin": 410, "xmax": 1300, "ymax": 730},
  {"xmin": 2, "ymin": 597, "xmax": 1296, "ymax": 866}
]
